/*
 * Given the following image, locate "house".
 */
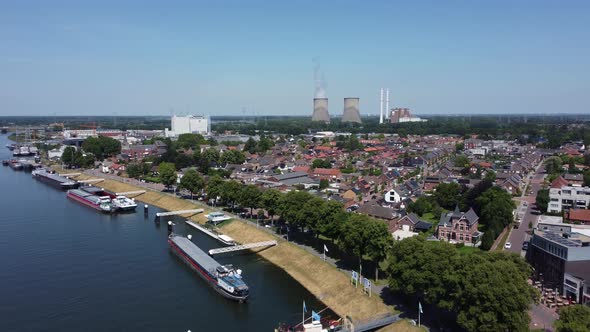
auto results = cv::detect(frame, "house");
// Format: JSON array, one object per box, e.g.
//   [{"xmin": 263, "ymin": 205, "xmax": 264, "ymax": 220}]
[
  {"xmin": 358, "ymin": 202, "xmax": 399, "ymax": 221},
  {"xmin": 384, "ymin": 188, "xmax": 402, "ymax": 203},
  {"xmin": 437, "ymin": 207, "xmax": 483, "ymax": 246},
  {"xmin": 390, "ymin": 213, "xmax": 432, "ymax": 233},
  {"xmin": 392, "ymin": 225, "xmax": 419, "ymax": 241},
  {"xmin": 567, "ymin": 210, "xmax": 590, "ymax": 225}
]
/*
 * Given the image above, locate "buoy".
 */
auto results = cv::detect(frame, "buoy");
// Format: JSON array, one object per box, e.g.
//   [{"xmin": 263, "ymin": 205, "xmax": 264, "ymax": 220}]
[{"xmin": 187, "ymin": 234, "xmax": 192, "ymax": 241}]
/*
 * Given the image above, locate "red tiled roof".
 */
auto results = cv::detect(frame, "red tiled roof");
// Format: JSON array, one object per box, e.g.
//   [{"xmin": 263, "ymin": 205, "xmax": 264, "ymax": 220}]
[
  {"xmin": 568, "ymin": 209, "xmax": 590, "ymax": 222},
  {"xmin": 313, "ymin": 168, "xmax": 341, "ymax": 176},
  {"xmin": 551, "ymin": 176, "xmax": 568, "ymax": 189},
  {"xmin": 293, "ymin": 166, "xmax": 311, "ymax": 173}
]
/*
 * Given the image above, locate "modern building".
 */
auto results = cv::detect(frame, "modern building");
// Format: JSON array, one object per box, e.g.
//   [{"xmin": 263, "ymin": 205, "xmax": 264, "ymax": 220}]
[
  {"xmin": 527, "ymin": 229, "xmax": 590, "ymax": 305},
  {"xmin": 165, "ymin": 115, "xmax": 210, "ymax": 138},
  {"xmin": 436, "ymin": 207, "xmax": 483, "ymax": 246},
  {"xmin": 389, "ymin": 108, "xmax": 426, "ymax": 124},
  {"xmin": 548, "ymin": 185, "xmax": 590, "ymax": 213}
]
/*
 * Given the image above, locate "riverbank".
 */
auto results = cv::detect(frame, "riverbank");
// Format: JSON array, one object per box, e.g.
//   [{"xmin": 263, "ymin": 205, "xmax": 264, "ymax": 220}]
[{"xmin": 71, "ymin": 171, "xmax": 420, "ymax": 331}]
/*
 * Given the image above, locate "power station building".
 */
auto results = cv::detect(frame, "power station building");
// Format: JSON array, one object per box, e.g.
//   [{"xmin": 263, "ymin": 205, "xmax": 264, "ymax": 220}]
[
  {"xmin": 389, "ymin": 108, "xmax": 426, "ymax": 123},
  {"xmin": 342, "ymin": 97, "xmax": 362, "ymax": 123},
  {"xmin": 165, "ymin": 115, "xmax": 210, "ymax": 138}
]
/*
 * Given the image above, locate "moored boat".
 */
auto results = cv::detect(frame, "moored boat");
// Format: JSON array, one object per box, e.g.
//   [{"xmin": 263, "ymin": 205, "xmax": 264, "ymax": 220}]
[
  {"xmin": 32, "ymin": 169, "xmax": 79, "ymax": 190},
  {"xmin": 80, "ymin": 186, "xmax": 137, "ymax": 212},
  {"xmin": 168, "ymin": 234, "xmax": 249, "ymax": 302},
  {"xmin": 8, "ymin": 160, "xmax": 23, "ymax": 170},
  {"xmin": 67, "ymin": 189, "xmax": 113, "ymax": 212}
]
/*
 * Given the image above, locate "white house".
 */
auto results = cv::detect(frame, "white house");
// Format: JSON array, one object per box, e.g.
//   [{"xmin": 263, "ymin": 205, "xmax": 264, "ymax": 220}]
[{"xmin": 384, "ymin": 188, "xmax": 402, "ymax": 204}]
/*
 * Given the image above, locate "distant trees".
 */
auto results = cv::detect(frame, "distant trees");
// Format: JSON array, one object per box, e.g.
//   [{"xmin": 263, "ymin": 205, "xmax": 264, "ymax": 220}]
[
  {"xmin": 434, "ymin": 182, "xmax": 462, "ymax": 210},
  {"xmin": 82, "ymin": 136, "xmax": 121, "ymax": 160},
  {"xmin": 220, "ymin": 150, "xmax": 246, "ymax": 165},
  {"xmin": 454, "ymin": 155, "xmax": 470, "ymax": 168},
  {"xmin": 545, "ymin": 157, "xmax": 563, "ymax": 175},
  {"xmin": 61, "ymin": 146, "xmax": 95, "ymax": 168},
  {"xmin": 476, "ymin": 186, "xmax": 516, "ymax": 250},
  {"xmin": 385, "ymin": 237, "xmax": 535, "ymax": 332},
  {"xmin": 158, "ymin": 162, "xmax": 177, "ymax": 189},
  {"xmin": 243, "ymin": 136, "xmax": 274, "ymax": 154},
  {"xmin": 554, "ymin": 305, "xmax": 590, "ymax": 332}
]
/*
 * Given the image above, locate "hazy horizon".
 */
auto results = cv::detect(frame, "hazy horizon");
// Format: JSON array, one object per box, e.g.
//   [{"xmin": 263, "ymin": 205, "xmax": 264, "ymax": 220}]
[{"xmin": 1, "ymin": 1, "xmax": 589, "ymax": 116}]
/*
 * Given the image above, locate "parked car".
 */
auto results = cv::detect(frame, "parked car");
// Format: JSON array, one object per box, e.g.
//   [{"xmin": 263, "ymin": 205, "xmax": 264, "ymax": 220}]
[
  {"xmin": 522, "ymin": 241, "xmax": 529, "ymax": 250},
  {"xmin": 504, "ymin": 242, "xmax": 512, "ymax": 249}
]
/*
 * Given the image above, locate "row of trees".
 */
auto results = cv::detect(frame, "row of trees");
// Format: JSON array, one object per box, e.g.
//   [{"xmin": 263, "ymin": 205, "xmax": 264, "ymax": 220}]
[
  {"xmin": 61, "ymin": 146, "xmax": 96, "ymax": 168},
  {"xmin": 190, "ymin": 176, "xmax": 392, "ymax": 273},
  {"xmin": 385, "ymin": 237, "xmax": 536, "ymax": 332},
  {"xmin": 81, "ymin": 136, "xmax": 121, "ymax": 160}
]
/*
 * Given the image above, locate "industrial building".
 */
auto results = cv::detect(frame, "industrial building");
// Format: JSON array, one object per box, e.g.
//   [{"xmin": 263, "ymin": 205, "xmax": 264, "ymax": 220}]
[
  {"xmin": 341, "ymin": 98, "xmax": 362, "ymax": 123},
  {"xmin": 389, "ymin": 108, "xmax": 426, "ymax": 123},
  {"xmin": 165, "ymin": 115, "xmax": 210, "ymax": 138}
]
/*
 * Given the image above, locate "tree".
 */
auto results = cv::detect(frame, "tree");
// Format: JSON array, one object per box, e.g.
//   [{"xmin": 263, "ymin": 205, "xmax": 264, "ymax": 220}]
[
  {"xmin": 244, "ymin": 138, "xmax": 257, "ymax": 154},
  {"xmin": 339, "ymin": 214, "xmax": 391, "ymax": 276},
  {"xmin": 584, "ymin": 170, "xmax": 590, "ymax": 187},
  {"xmin": 316, "ymin": 200, "xmax": 344, "ymax": 240},
  {"xmin": 545, "ymin": 157, "xmax": 563, "ymax": 175},
  {"xmin": 312, "ymin": 158, "xmax": 331, "ymax": 169},
  {"xmin": 61, "ymin": 146, "xmax": 77, "ymax": 167},
  {"xmin": 239, "ymin": 184, "xmax": 261, "ymax": 216},
  {"xmin": 261, "ymin": 189, "xmax": 282, "ymax": 224},
  {"xmin": 407, "ymin": 196, "xmax": 434, "ymax": 217},
  {"xmin": 386, "ymin": 237, "xmax": 458, "ymax": 304},
  {"xmin": 319, "ymin": 179, "xmax": 329, "ymax": 189},
  {"xmin": 82, "ymin": 136, "xmax": 121, "ymax": 160},
  {"xmin": 278, "ymin": 190, "xmax": 313, "ymax": 231},
  {"xmin": 448, "ymin": 253, "xmax": 534, "ymax": 332},
  {"xmin": 454, "ymin": 155, "xmax": 470, "ymax": 168},
  {"xmin": 206, "ymin": 175, "xmax": 224, "ymax": 202},
  {"xmin": 434, "ymin": 182, "xmax": 462, "ymax": 210},
  {"xmin": 477, "ymin": 186, "xmax": 516, "ymax": 247},
  {"xmin": 455, "ymin": 142, "xmax": 465, "ymax": 152},
  {"xmin": 127, "ymin": 162, "xmax": 143, "ymax": 178},
  {"xmin": 180, "ymin": 169, "xmax": 204, "ymax": 199},
  {"xmin": 158, "ymin": 162, "xmax": 177, "ymax": 189},
  {"xmin": 535, "ymin": 188, "xmax": 550, "ymax": 213},
  {"xmin": 220, "ymin": 180, "xmax": 242, "ymax": 210},
  {"xmin": 220, "ymin": 150, "xmax": 246, "ymax": 165},
  {"xmin": 554, "ymin": 305, "xmax": 590, "ymax": 332}
]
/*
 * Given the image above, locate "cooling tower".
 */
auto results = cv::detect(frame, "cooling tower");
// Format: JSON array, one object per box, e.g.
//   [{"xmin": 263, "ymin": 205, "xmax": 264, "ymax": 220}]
[
  {"xmin": 311, "ymin": 98, "xmax": 330, "ymax": 123},
  {"xmin": 342, "ymin": 98, "xmax": 361, "ymax": 123}
]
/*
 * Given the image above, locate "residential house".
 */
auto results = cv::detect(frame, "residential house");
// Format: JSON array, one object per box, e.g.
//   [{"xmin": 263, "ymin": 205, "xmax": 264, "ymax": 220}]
[{"xmin": 437, "ymin": 207, "xmax": 483, "ymax": 246}]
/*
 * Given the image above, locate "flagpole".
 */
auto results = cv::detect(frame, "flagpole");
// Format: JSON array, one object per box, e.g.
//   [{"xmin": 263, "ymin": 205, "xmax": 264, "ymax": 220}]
[
  {"xmin": 323, "ymin": 246, "xmax": 325, "ymax": 262},
  {"xmin": 302, "ymin": 301, "xmax": 305, "ymax": 327}
]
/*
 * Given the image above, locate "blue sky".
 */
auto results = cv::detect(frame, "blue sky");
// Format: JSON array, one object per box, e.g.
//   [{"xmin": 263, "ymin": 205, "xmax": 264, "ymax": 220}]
[{"xmin": 0, "ymin": 0, "xmax": 588, "ymax": 116}]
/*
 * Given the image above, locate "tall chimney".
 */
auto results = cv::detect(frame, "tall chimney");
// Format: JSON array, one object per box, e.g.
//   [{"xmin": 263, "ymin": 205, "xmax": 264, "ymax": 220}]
[
  {"xmin": 379, "ymin": 88, "xmax": 384, "ymax": 124},
  {"xmin": 385, "ymin": 88, "xmax": 390, "ymax": 120}
]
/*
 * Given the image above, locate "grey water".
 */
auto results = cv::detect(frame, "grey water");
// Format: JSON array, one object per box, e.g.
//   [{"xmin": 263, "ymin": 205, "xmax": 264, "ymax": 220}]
[{"xmin": 0, "ymin": 134, "xmax": 326, "ymax": 332}]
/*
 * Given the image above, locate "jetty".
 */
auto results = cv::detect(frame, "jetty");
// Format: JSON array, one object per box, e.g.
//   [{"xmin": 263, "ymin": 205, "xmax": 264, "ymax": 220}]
[
  {"xmin": 115, "ymin": 190, "xmax": 146, "ymax": 197},
  {"xmin": 208, "ymin": 240, "xmax": 277, "ymax": 255},
  {"xmin": 78, "ymin": 178, "xmax": 104, "ymax": 184},
  {"xmin": 59, "ymin": 172, "xmax": 81, "ymax": 177},
  {"xmin": 156, "ymin": 208, "xmax": 204, "ymax": 217},
  {"xmin": 185, "ymin": 220, "xmax": 236, "ymax": 245}
]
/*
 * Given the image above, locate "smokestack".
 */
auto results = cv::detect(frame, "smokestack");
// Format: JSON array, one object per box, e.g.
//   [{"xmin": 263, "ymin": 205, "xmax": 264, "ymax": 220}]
[
  {"xmin": 312, "ymin": 98, "xmax": 330, "ymax": 123},
  {"xmin": 379, "ymin": 88, "xmax": 384, "ymax": 124},
  {"xmin": 342, "ymin": 98, "xmax": 361, "ymax": 123},
  {"xmin": 385, "ymin": 88, "xmax": 390, "ymax": 120}
]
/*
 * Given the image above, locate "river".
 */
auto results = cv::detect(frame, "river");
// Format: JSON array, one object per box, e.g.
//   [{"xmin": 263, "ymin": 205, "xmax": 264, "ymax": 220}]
[{"xmin": 0, "ymin": 134, "xmax": 326, "ymax": 331}]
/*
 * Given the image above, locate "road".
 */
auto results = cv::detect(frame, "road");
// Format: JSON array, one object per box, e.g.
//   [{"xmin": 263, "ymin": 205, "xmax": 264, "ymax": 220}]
[{"xmin": 505, "ymin": 165, "xmax": 545, "ymax": 255}]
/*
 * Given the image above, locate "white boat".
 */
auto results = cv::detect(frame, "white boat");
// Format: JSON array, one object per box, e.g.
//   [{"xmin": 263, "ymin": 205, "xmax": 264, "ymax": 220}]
[
  {"xmin": 206, "ymin": 212, "xmax": 232, "ymax": 225},
  {"xmin": 111, "ymin": 195, "xmax": 138, "ymax": 211}
]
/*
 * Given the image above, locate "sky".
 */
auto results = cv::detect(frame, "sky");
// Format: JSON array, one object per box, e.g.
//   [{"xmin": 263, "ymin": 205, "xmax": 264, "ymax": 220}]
[{"xmin": 0, "ymin": 0, "xmax": 589, "ymax": 116}]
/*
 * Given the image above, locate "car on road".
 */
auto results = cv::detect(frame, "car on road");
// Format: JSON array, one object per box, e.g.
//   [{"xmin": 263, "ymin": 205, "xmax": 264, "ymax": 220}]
[
  {"xmin": 504, "ymin": 242, "xmax": 512, "ymax": 249},
  {"xmin": 523, "ymin": 241, "xmax": 529, "ymax": 250}
]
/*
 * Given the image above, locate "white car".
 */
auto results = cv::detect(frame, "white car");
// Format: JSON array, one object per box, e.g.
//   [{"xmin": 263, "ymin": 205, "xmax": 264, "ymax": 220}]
[{"xmin": 504, "ymin": 242, "xmax": 512, "ymax": 249}]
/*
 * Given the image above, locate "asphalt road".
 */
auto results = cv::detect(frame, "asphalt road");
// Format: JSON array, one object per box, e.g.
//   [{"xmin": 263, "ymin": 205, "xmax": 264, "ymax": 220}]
[{"xmin": 506, "ymin": 168, "xmax": 546, "ymax": 255}]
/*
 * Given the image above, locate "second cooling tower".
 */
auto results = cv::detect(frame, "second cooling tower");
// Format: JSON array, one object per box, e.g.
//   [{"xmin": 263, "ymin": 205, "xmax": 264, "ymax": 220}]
[
  {"xmin": 311, "ymin": 98, "xmax": 330, "ymax": 123},
  {"xmin": 342, "ymin": 97, "xmax": 362, "ymax": 123}
]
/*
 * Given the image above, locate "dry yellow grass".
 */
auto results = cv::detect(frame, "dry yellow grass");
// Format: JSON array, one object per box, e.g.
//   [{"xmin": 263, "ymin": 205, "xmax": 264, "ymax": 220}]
[
  {"xmin": 377, "ymin": 320, "xmax": 426, "ymax": 332},
  {"xmin": 220, "ymin": 220, "xmax": 393, "ymax": 322}
]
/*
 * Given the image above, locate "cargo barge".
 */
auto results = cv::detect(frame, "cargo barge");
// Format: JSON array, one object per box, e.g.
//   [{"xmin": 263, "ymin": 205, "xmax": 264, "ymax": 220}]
[
  {"xmin": 168, "ymin": 234, "xmax": 249, "ymax": 302},
  {"xmin": 80, "ymin": 186, "xmax": 137, "ymax": 211},
  {"xmin": 32, "ymin": 169, "xmax": 79, "ymax": 190},
  {"xmin": 67, "ymin": 189, "xmax": 114, "ymax": 213}
]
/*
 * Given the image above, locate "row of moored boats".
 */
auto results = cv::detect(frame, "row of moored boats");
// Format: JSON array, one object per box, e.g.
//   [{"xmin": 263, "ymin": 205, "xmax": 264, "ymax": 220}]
[{"xmin": 31, "ymin": 169, "xmax": 137, "ymax": 213}]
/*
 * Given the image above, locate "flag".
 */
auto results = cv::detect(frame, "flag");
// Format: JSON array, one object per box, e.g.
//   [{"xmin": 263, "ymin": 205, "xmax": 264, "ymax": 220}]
[
  {"xmin": 419, "ymin": 301, "xmax": 423, "ymax": 314},
  {"xmin": 303, "ymin": 300, "xmax": 307, "ymax": 313},
  {"xmin": 324, "ymin": 244, "xmax": 328, "ymax": 252},
  {"xmin": 312, "ymin": 310, "xmax": 321, "ymax": 322}
]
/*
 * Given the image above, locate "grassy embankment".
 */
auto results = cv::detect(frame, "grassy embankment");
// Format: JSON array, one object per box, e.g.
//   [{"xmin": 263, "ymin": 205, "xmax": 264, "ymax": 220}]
[{"xmin": 72, "ymin": 172, "xmax": 422, "ymax": 331}]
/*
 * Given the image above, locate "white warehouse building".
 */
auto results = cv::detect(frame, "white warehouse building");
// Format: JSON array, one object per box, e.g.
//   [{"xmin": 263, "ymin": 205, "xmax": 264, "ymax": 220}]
[{"xmin": 165, "ymin": 115, "xmax": 210, "ymax": 138}]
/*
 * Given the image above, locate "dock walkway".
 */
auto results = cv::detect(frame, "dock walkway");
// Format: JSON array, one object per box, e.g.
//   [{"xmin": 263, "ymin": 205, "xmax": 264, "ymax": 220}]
[
  {"xmin": 156, "ymin": 209, "xmax": 204, "ymax": 217},
  {"xmin": 208, "ymin": 240, "xmax": 277, "ymax": 255}
]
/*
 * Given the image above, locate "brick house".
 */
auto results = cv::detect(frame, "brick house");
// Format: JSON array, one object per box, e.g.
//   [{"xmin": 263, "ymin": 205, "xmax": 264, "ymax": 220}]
[
  {"xmin": 437, "ymin": 207, "xmax": 483, "ymax": 246},
  {"xmin": 389, "ymin": 213, "xmax": 432, "ymax": 233}
]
